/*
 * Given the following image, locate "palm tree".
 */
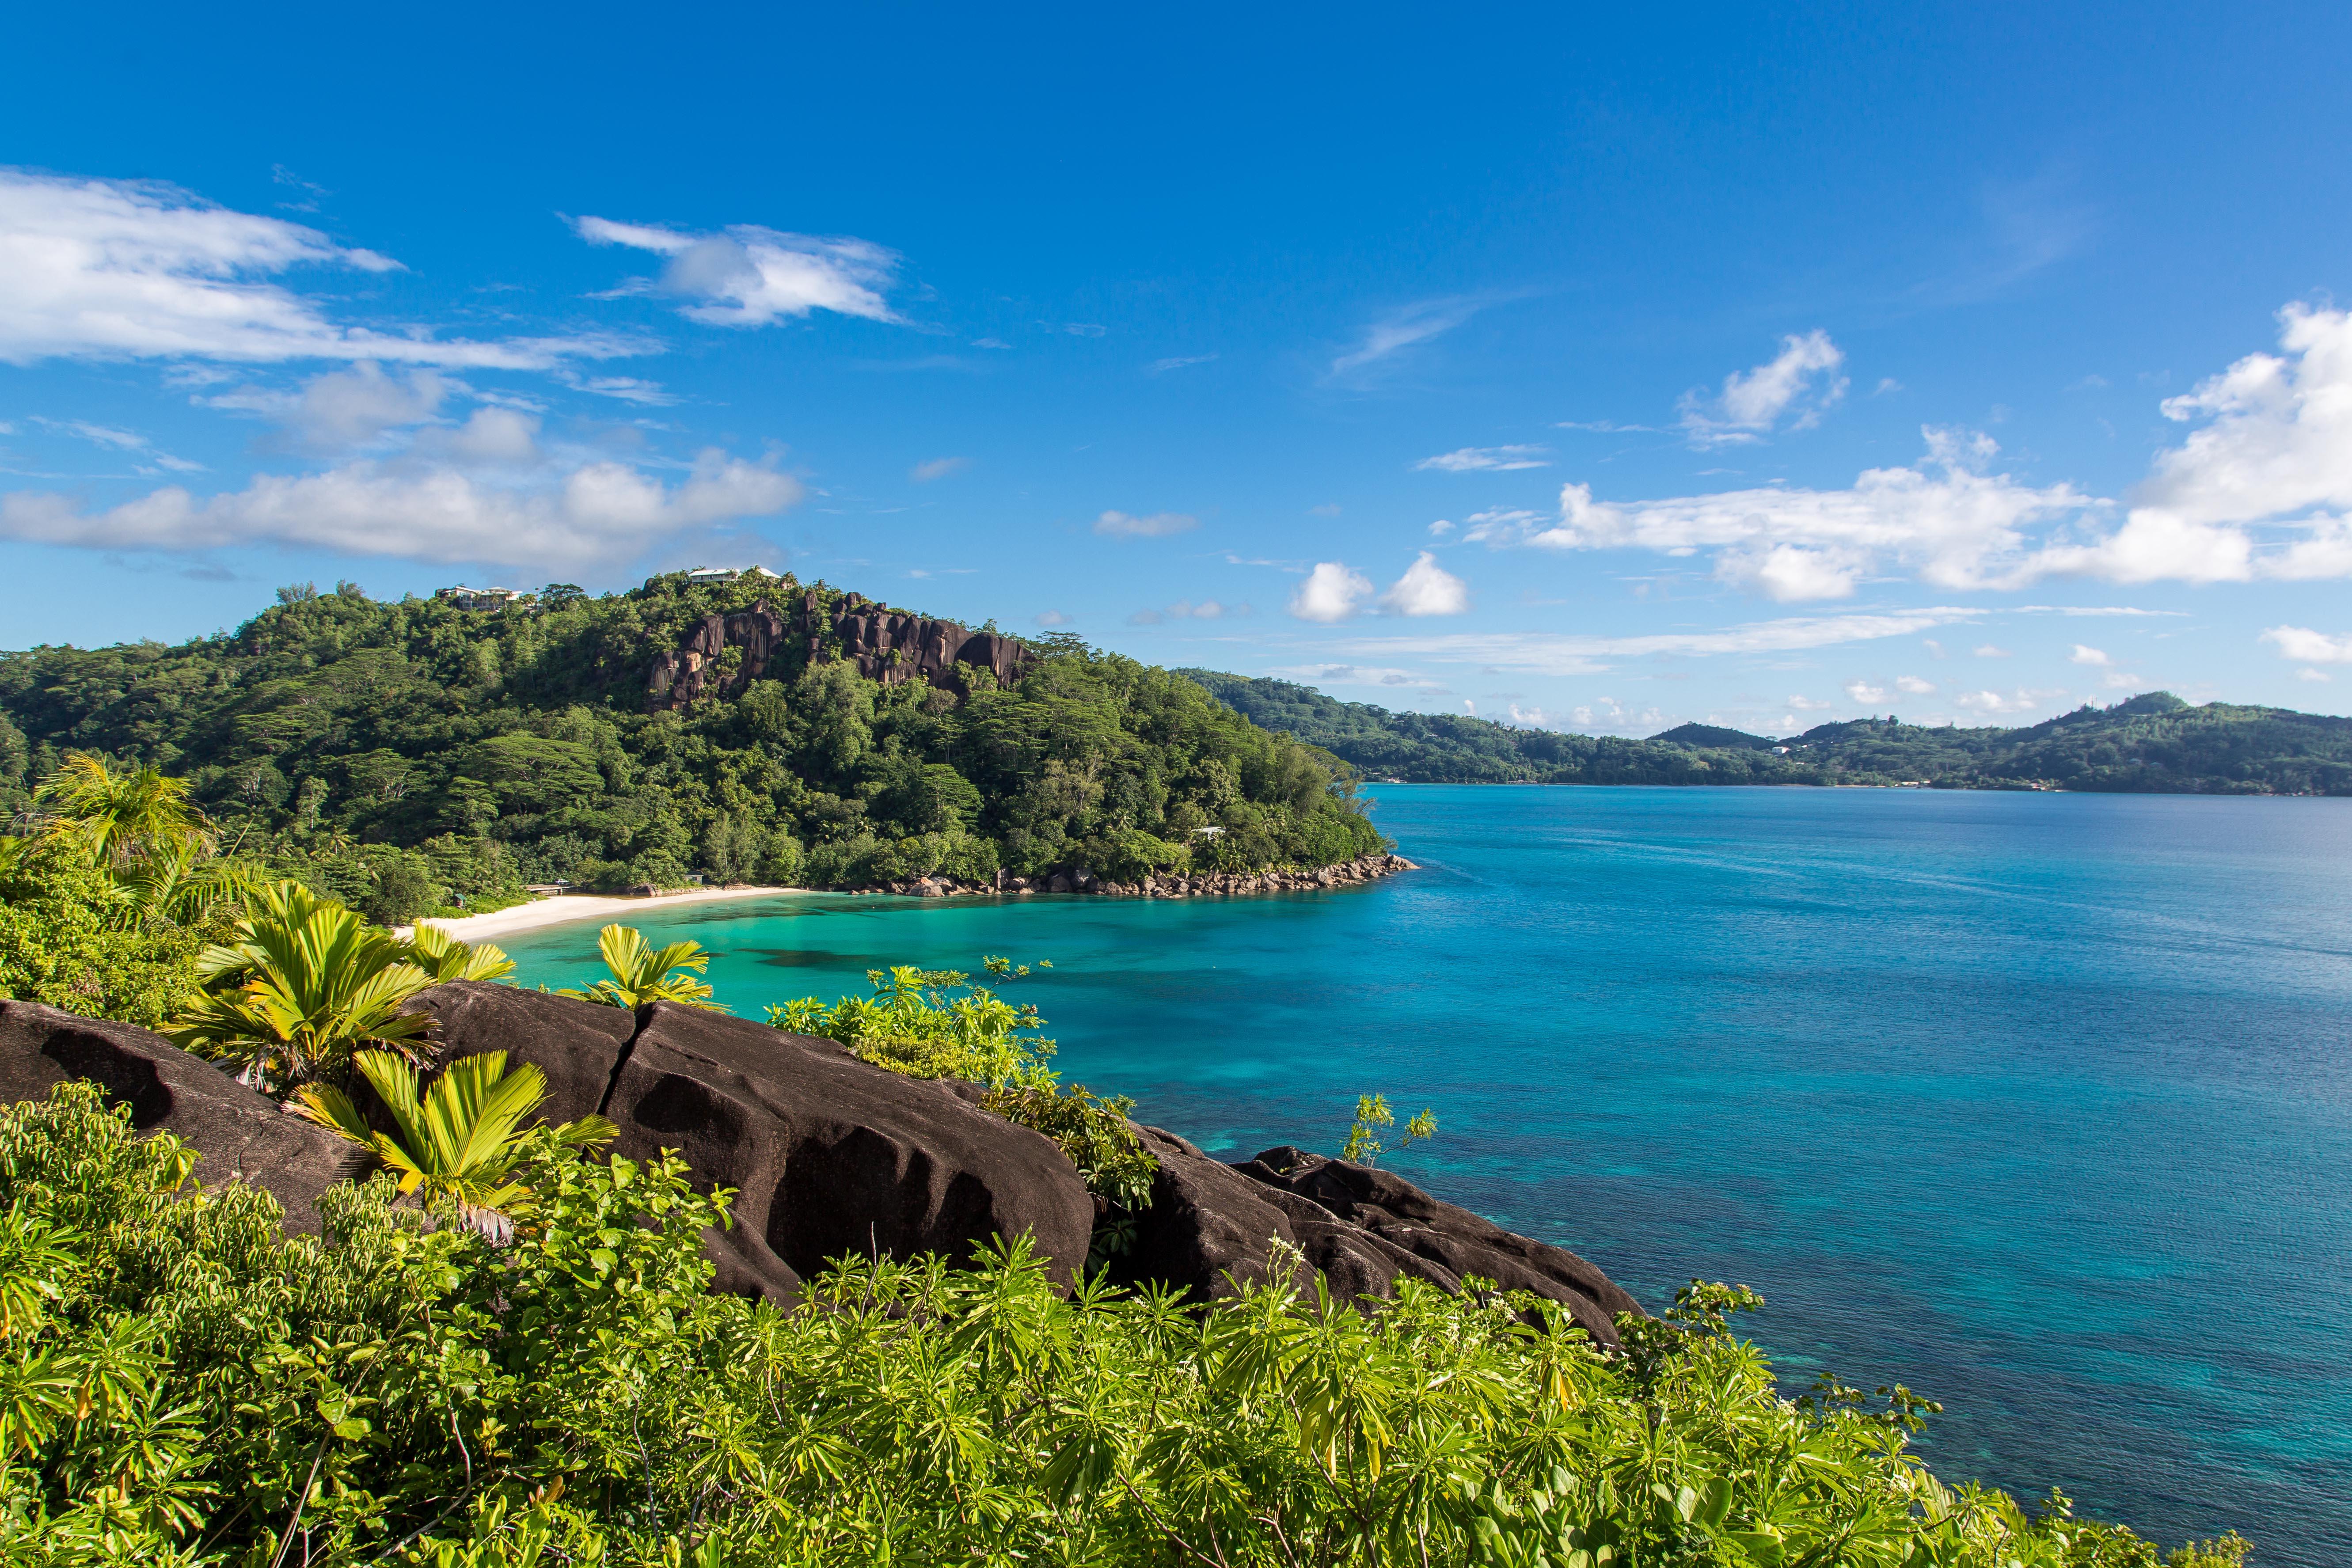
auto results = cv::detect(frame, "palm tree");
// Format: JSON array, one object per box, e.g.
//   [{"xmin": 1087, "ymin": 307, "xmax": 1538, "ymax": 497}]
[
  {"xmin": 109, "ymin": 833, "xmax": 254, "ymax": 930},
  {"xmin": 293, "ymin": 1049, "xmax": 616, "ymax": 1241},
  {"xmin": 34, "ymin": 753, "xmax": 214, "ymax": 867},
  {"xmin": 167, "ymin": 883, "xmax": 436, "ymax": 1093},
  {"xmin": 404, "ymin": 922, "xmax": 517, "ymax": 983},
  {"xmin": 558, "ymin": 924, "xmax": 725, "ymax": 1011}
]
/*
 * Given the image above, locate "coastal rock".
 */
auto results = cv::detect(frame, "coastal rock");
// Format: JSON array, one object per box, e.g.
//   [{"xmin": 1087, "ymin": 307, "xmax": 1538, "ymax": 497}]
[
  {"xmin": 0, "ymin": 999, "xmax": 357, "ymax": 1234},
  {"xmin": 596, "ymin": 1003, "xmax": 1095, "ymax": 1303},
  {"xmin": 1234, "ymin": 1146, "xmax": 1640, "ymax": 1344},
  {"xmin": 647, "ymin": 601, "xmax": 788, "ymax": 709},
  {"xmin": 1112, "ymin": 1124, "xmax": 1636, "ymax": 1344}
]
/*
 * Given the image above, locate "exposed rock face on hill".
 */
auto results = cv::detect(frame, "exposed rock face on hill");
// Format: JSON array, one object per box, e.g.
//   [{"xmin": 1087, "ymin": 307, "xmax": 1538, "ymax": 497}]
[
  {"xmin": 648, "ymin": 590, "xmax": 1038, "ymax": 711},
  {"xmin": 645, "ymin": 602, "xmax": 788, "ymax": 709},
  {"xmin": 4, "ymin": 988, "xmax": 1642, "ymax": 1336},
  {"xmin": 0, "ymin": 999, "xmax": 357, "ymax": 1233}
]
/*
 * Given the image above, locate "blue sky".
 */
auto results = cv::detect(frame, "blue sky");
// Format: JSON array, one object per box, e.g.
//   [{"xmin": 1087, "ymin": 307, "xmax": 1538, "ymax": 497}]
[{"xmin": 4, "ymin": 1, "xmax": 2351, "ymax": 735}]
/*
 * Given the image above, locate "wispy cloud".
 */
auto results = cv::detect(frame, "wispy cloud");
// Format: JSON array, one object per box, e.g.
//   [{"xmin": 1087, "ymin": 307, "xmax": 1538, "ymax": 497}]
[
  {"xmin": 0, "ymin": 170, "xmax": 631, "ymax": 368},
  {"xmin": 1414, "ymin": 444, "xmax": 1550, "ymax": 472},
  {"xmin": 2263, "ymin": 625, "xmax": 2352, "ymax": 663},
  {"xmin": 1094, "ymin": 509, "xmax": 1197, "ymax": 538},
  {"xmin": 910, "ymin": 456, "xmax": 969, "ymax": 482},
  {"xmin": 1146, "ymin": 353, "xmax": 1215, "ymax": 374},
  {"xmin": 1326, "ymin": 295, "xmax": 1488, "ymax": 385},
  {"xmin": 574, "ymin": 215, "xmax": 901, "ymax": 327},
  {"xmin": 1330, "ymin": 607, "xmax": 1985, "ymax": 676},
  {"xmin": 30, "ymin": 414, "xmax": 205, "ymax": 472}
]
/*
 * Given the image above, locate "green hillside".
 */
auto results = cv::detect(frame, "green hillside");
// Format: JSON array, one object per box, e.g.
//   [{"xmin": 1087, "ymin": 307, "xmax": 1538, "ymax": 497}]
[
  {"xmin": 0, "ymin": 578, "xmax": 1385, "ymax": 915},
  {"xmin": 1181, "ymin": 671, "xmax": 2352, "ymax": 795}
]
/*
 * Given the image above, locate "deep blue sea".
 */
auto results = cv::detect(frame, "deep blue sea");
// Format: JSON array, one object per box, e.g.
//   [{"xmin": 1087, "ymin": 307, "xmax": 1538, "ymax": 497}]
[{"xmin": 499, "ymin": 786, "xmax": 2352, "ymax": 1563}]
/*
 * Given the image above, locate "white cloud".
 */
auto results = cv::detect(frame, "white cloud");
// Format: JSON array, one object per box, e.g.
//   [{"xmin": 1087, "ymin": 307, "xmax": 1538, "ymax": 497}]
[
  {"xmin": 1523, "ymin": 429, "xmax": 2093, "ymax": 600},
  {"xmin": 1132, "ymin": 599, "xmax": 1245, "ymax": 625},
  {"xmin": 1460, "ymin": 506, "xmax": 1541, "ymax": 543},
  {"xmin": 1427, "ymin": 519, "xmax": 1455, "ymax": 537},
  {"xmin": 0, "ymin": 448, "xmax": 799, "ymax": 568},
  {"xmin": 416, "ymin": 407, "xmax": 542, "ymax": 466},
  {"xmin": 910, "ymin": 456, "xmax": 969, "ymax": 482},
  {"xmin": 2069, "ymin": 644, "xmax": 2112, "ymax": 666},
  {"xmin": 1845, "ymin": 680, "xmax": 1887, "ymax": 704},
  {"xmin": 1094, "ymin": 509, "xmax": 1196, "ymax": 538},
  {"xmin": 1679, "ymin": 330, "xmax": 1848, "ymax": 445},
  {"xmin": 0, "ymin": 170, "xmax": 622, "ymax": 368},
  {"xmin": 1414, "ymin": 444, "xmax": 1549, "ymax": 472},
  {"xmin": 1953, "ymin": 687, "xmax": 2064, "ymax": 716},
  {"xmin": 1270, "ymin": 661, "xmax": 1448, "ymax": 693},
  {"xmin": 1033, "ymin": 610, "xmax": 1071, "ymax": 627},
  {"xmin": 2262, "ymin": 625, "xmax": 2352, "ymax": 663},
  {"xmin": 1975, "ymin": 644, "xmax": 2012, "ymax": 657},
  {"xmin": 212, "ymin": 363, "xmax": 453, "ymax": 450},
  {"xmin": 1498, "ymin": 304, "xmax": 2352, "ymax": 598},
  {"xmin": 575, "ymin": 215, "xmax": 899, "ymax": 327},
  {"xmin": 1895, "ymin": 675, "xmax": 1937, "ymax": 694},
  {"xmin": 1146, "ymin": 353, "xmax": 1215, "ymax": 374},
  {"xmin": 1378, "ymin": 552, "xmax": 1470, "ymax": 616},
  {"xmin": 1289, "ymin": 562, "xmax": 1375, "ymax": 622},
  {"xmin": 1327, "ymin": 296, "xmax": 1485, "ymax": 383},
  {"xmin": 2298, "ymin": 667, "xmax": 2331, "ymax": 682},
  {"xmin": 1788, "ymin": 695, "xmax": 1831, "ymax": 710}
]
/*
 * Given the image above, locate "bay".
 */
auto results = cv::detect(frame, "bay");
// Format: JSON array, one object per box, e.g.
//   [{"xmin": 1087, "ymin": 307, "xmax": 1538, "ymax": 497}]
[{"xmin": 498, "ymin": 785, "xmax": 2352, "ymax": 1561}]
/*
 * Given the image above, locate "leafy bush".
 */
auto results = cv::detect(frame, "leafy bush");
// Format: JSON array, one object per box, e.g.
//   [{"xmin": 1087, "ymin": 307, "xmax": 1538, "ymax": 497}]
[
  {"xmin": 0, "ymin": 847, "xmax": 209, "ymax": 1027},
  {"xmin": 0, "ymin": 1080, "xmax": 2202, "ymax": 1566}
]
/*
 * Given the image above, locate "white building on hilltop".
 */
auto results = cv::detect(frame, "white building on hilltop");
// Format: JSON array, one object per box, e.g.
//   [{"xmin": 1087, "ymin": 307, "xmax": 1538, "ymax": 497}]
[
  {"xmin": 435, "ymin": 585, "xmax": 524, "ymax": 610},
  {"xmin": 685, "ymin": 565, "xmax": 783, "ymax": 584}
]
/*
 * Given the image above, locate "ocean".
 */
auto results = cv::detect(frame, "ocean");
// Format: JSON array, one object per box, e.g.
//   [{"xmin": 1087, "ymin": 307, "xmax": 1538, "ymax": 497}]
[{"xmin": 497, "ymin": 785, "xmax": 2352, "ymax": 1561}]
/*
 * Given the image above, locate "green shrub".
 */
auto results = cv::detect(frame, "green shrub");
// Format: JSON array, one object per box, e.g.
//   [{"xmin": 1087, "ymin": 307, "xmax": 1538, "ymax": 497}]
[{"xmin": 0, "ymin": 1079, "xmax": 2200, "ymax": 1567}]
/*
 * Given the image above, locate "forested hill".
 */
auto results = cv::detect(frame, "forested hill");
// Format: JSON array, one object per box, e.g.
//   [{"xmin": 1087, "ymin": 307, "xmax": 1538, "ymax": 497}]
[
  {"xmin": 1180, "ymin": 670, "xmax": 2352, "ymax": 795},
  {"xmin": 0, "ymin": 577, "xmax": 1386, "ymax": 911}
]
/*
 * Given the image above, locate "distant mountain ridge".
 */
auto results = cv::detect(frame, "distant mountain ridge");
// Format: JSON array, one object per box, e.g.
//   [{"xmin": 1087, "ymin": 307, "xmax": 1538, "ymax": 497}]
[{"xmin": 1179, "ymin": 672, "xmax": 2352, "ymax": 795}]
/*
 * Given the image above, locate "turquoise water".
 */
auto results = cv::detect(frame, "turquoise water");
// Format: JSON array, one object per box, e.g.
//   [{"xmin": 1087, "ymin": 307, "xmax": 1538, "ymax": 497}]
[{"xmin": 499, "ymin": 786, "xmax": 2352, "ymax": 1561}]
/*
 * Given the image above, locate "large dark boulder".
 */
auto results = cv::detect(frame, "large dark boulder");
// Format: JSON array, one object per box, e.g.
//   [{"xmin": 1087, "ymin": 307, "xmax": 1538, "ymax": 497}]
[
  {"xmin": 403, "ymin": 981, "xmax": 637, "ymax": 1125},
  {"xmin": 490, "ymin": 1001, "xmax": 1098, "ymax": 1303},
  {"xmin": 0, "ymin": 999, "xmax": 357, "ymax": 1233},
  {"xmin": 1114, "ymin": 1125, "xmax": 1639, "ymax": 1344}
]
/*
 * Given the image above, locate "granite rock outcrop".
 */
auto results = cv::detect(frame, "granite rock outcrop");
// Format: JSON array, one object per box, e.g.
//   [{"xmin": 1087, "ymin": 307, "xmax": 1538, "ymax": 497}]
[
  {"xmin": 0, "ymin": 999, "xmax": 359, "ymax": 1233},
  {"xmin": 5, "ymin": 987, "xmax": 1641, "ymax": 1340},
  {"xmin": 649, "ymin": 589, "xmax": 1038, "ymax": 711},
  {"xmin": 1111, "ymin": 1126, "xmax": 1639, "ymax": 1344}
]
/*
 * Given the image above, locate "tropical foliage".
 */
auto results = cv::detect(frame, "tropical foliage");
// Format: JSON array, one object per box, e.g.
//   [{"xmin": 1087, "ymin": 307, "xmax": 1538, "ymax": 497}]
[
  {"xmin": 1189, "ymin": 668, "xmax": 2352, "ymax": 794},
  {"xmin": 1341, "ymin": 1092, "xmax": 1438, "ymax": 1167},
  {"xmin": 559, "ymin": 923, "xmax": 722, "ymax": 1010},
  {"xmin": 294, "ymin": 1048, "xmax": 616, "ymax": 1239},
  {"xmin": 0, "ymin": 575, "xmax": 1389, "ymax": 900},
  {"xmin": 0, "ymin": 1081, "xmax": 2227, "ymax": 1567},
  {"xmin": 165, "ymin": 881, "xmax": 438, "ymax": 1091}
]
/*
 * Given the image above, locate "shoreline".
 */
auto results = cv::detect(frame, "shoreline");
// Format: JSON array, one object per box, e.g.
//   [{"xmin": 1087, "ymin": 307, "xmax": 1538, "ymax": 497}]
[{"xmin": 417, "ymin": 884, "xmax": 806, "ymax": 943}]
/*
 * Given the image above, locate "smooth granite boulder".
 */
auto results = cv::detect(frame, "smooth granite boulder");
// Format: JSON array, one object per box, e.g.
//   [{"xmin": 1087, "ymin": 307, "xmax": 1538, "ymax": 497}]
[
  {"xmin": 402, "ymin": 981, "xmax": 638, "ymax": 1125},
  {"xmin": 591, "ymin": 1003, "xmax": 1096, "ymax": 1303},
  {"xmin": 0, "ymin": 999, "xmax": 357, "ymax": 1233},
  {"xmin": 1113, "ymin": 1124, "xmax": 1638, "ymax": 1344},
  {"xmin": 1233, "ymin": 1145, "xmax": 1641, "ymax": 1343}
]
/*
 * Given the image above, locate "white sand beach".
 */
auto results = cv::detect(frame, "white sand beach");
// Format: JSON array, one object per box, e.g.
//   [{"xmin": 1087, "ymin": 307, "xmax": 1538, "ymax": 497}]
[{"xmin": 417, "ymin": 885, "xmax": 805, "ymax": 944}]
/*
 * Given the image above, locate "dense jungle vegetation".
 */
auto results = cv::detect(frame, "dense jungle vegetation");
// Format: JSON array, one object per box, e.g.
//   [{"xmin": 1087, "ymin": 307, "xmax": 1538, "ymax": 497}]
[
  {"xmin": 0, "ymin": 578, "xmax": 1385, "ymax": 922},
  {"xmin": 0, "ymin": 752, "xmax": 2253, "ymax": 1564},
  {"xmin": 1184, "ymin": 672, "xmax": 2352, "ymax": 795}
]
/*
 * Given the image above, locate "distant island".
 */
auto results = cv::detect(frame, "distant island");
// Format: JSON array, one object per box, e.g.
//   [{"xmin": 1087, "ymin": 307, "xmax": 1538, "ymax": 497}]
[
  {"xmin": 0, "ymin": 575, "xmax": 1390, "ymax": 923},
  {"xmin": 1181, "ymin": 670, "xmax": 2352, "ymax": 796}
]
